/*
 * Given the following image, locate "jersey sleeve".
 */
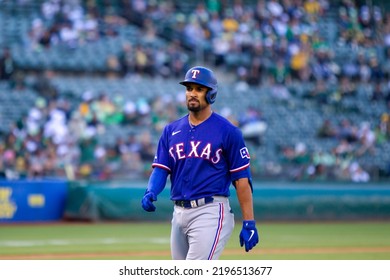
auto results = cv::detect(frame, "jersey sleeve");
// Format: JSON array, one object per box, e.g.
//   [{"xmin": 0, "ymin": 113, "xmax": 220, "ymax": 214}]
[
  {"xmin": 151, "ymin": 126, "xmax": 172, "ymax": 173},
  {"xmin": 227, "ymin": 127, "xmax": 251, "ymax": 177}
]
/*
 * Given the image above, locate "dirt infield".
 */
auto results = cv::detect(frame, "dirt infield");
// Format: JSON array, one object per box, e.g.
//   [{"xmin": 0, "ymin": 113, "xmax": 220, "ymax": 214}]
[{"xmin": 2, "ymin": 247, "xmax": 390, "ymax": 260}]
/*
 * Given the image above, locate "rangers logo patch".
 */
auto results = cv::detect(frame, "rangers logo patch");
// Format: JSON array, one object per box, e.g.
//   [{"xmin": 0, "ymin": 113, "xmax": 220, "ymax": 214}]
[
  {"xmin": 240, "ymin": 147, "xmax": 250, "ymax": 159},
  {"xmin": 191, "ymin": 69, "xmax": 200, "ymax": 78}
]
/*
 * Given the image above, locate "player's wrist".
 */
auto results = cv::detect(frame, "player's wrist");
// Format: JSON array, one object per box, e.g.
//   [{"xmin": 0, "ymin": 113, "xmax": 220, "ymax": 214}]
[
  {"xmin": 144, "ymin": 190, "xmax": 157, "ymax": 201},
  {"xmin": 242, "ymin": 220, "xmax": 256, "ymax": 229}
]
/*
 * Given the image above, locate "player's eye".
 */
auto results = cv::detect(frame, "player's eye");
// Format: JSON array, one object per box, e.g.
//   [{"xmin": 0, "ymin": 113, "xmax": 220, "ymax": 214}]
[{"xmin": 195, "ymin": 86, "xmax": 207, "ymax": 92}]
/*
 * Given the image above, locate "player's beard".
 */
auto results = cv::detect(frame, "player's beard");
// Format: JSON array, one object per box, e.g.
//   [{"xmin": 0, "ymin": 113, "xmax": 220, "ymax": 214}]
[
  {"xmin": 188, "ymin": 103, "xmax": 201, "ymax": 112},
  {"xmin": 187, "ymin": 98, "xmax": 203, "ymax": 112}
]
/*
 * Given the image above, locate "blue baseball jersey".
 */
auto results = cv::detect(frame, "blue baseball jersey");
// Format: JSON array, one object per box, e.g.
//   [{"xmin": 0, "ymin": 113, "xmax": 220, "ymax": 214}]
[{"xmin": 152, "ymin": 112, "xmax": 251, "ymax": 201}]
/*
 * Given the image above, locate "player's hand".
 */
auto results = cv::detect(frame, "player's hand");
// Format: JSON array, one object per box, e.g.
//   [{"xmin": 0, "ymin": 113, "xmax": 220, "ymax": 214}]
[
  {"xmin": 141, "ymin": 191, "xmax": 157, "ymax": 212},
  {"xmin": 239, "ymin": 220, "xmax": 259, "ymax": 252}
]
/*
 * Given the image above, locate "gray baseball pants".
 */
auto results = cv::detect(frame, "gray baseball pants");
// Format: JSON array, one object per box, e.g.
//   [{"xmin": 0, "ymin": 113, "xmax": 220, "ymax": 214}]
[{"xmin": 170, "ymin": 196, "xmax": 235, "ymax": 260}]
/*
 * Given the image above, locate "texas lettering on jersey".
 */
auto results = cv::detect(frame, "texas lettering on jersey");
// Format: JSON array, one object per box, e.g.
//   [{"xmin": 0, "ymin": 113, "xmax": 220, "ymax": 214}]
[{"xmin": 169, "ymin": 141, "xmax": 223, "ymax": 164}]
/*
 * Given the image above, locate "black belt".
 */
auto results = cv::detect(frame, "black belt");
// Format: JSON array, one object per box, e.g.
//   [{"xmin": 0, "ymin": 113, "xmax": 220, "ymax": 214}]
[{"xmin": 174, "ymin": 197, "xmax": 214, "ymax": 208}]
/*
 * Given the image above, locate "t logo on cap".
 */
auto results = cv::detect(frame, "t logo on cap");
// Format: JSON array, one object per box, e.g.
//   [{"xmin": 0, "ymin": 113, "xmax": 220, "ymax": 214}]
[{"xmin": 191, "ymin": 69, "xmax": 200, "ymax": 78}]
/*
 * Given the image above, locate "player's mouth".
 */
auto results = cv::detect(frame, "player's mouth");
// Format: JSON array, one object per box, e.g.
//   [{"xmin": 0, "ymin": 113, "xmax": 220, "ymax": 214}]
[{"xmin": 188, "ymin": 99, "xmax": 199, "ymax": 104}]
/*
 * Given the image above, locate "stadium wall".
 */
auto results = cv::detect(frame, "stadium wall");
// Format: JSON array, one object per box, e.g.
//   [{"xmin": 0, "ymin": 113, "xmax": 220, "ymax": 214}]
[
  {"xmin": 1, "ymin": 179, "xmax": 389, "ymax": 223},
  {"xmin": 0, "ymin": 179, "xmax": 68, "ymax": 223},
  {"xmin": 64, "ymin": 181, "xmax": 390, "ymax": 222}
]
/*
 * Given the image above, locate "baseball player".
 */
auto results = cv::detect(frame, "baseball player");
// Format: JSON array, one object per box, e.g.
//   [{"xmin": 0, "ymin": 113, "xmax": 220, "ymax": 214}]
[{"xmin": 141, "ymin": 66, "xmax": 259, "ymax": 260}]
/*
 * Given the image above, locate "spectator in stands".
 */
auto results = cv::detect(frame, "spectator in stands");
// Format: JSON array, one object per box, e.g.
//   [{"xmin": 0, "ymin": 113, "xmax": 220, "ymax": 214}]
[
  {"xmin": 208, "ymin": 11, "xmax": 224, "ymax": 40},
  {"xmin": 292, "ymin": 142, "xmax": 311, "ymax": 165},
  {"xmin": 25, "ymin": 98, "xmax": 45, "ymax": 136},
  {"xmin": 137, "ymin": 130, "xmax": 156, "ymax": 176},
  {"xmin": 374, "ymin": 123, "xmax": 387, "ymax": 146},
  {"xmin": 111, "ymin": 132, "xmax": 143, "ymax": 179},
  {"xmin": 118, "ymin": 42, "xmax": 135, "ymax": 77},
  {"xmin": 311, "ymin": 46, "xmax": 337, "ymax": 82},
  {"xmin": 337, "ymin": 119, "xmax": 358, "ymax": 143},
  {"xmin": 33, "ymin": 70, "xmax": 58, "ymax": 101},
  {"xmin": 311, "ymin": 149, "xmax": 337, "ymax": 176},
  {"xmin": 349, "ymin": 161, "xmax": 370, "ymax": 182},
  {"xmin": 59, "ymin": 22, "xmax": 79, "ymax": 49},
  {"xmin": 356, "ymin": 121, "xmax": 376, "ymax": 156},
  {"xmin": 305, "ymin": 79, "xmax": 331, "ymax": 105},
  {"xmin": 150, "ymin": 95, "xmax": 167, "ymax": 131},
  {"xmin": 238, "ymin": 106, "xmax": 267, "ymax": 146},
  {"xmin": 68, "ymin": 111, "xmax": 86, "ymax": 142},
  {"xmin": 1, "ymin": 135, "xmax": 18, "ymax": 179},
  {"xmin": 38, "ymin": 29, "xmax": 54, "ymax": 49},
  {"xmin": 134, "ymin": 45, "xmax": 154, "ymax": 76},
  {"xmin": 211, "ymin": 33, "xmax": 230, "ymax": 67},
  {"xmin": 164, "ymin": 40, "xmax": 189, "ymax": 78},
  {"xmin": 304, "ymin": 0, "xmax": 323, "ymax": 18},
  {"xmin": 126, "ymin": 132, "xmax": 141, "ymax": 155},
  {"xmin": 90, "ymin": 93, "xmax": 116, "ymax": 125},
  {"xmin": 42, "ymin": 140, "xmax": 58, "ymax": 177},
  {"xmin": 246, "ymin": 57, "xmax": 264, "ymax": 86},
  {"xmin": 289, "ymin": 43, "xmax": 311, "ymax": 82},
  {"xmin": 379, "ymin": 113, "xmax": 390, "ymax": 140},
  {"xmin": 334, "ymin": 138, "xmax": 354, "ymax": 158},
  {"xmin": 354, "ymin": 53, "xmax": 373, "ymax": 83},
  {"xmin": 43, "ymin": 100, "xmax": 69, "ymax": 146},
  {"xmin": 269, "ymin": 58, "xmax": 290, "ymax": 85},
  {"xmin": 113, "ymin": 137, "xmax": 128, "ymax": 158},
  {"xmin": 41, "ymin": 0, "xmax": 60, "ymax": 21},
  {"xmin": 122, "ymin": 100, "xmax": 140, "ymax": 126},
  {"xmin": 183, "ymin": 15, "xmax": 207, "ymax": 50},
  {"xmin": 317, "ymin": 119, "xmax": 337, "ymax": 138},
  {"xmin": 284, "ymin": 142, "xmax": 312, "ymax": 181},
  {"xmin": 386, "ymin": 84, "xmax": 390, "ymax": 109},
  {"xmin": 368, "ymin": 54, "xmax": 385, "ymax": 82},
  {"xmin": 0, "ymin": 47, "xmax": 16, "ymax": 82},
  {"xmin": 106, "ymin": 54, "xmax": 122, "ymax": 78},
  {"xmin": 28, "ymin": 148, "xmax": 46, "ymax": 178},
  {"xmin": 234, "ymin": 67, "xmax": 250, "ymax": 93},
  {"xmin": 270, "ymin": 82, "xmax": 292, "ymax": 102},
  {"xmin": 78, "ymin": 133, "xmax": 97, "ymax": 165},
  {"xmin": 338, "ymin": 75, "xmax": 357, "ymax": 98},
  {"xmin": 92, "ymin": 144, "xmax": 113, "ymax": 181},
  {"xmin": 370, "ymin": 82, "xmax": 386, "ymax": 101},
  {"xmin": 78, "ymin": 90, "xmax": 94, "ymax": 122},
  {"xmin": 86, "ymin": 112, "xmax": 103, "ymax": 137}
]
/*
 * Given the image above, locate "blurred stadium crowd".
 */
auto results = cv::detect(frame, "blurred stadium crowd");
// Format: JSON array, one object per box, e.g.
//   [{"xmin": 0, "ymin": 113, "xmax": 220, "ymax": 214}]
[{"xmin": 1, "ymin": 0, "xmax": 390, "ymax": 182}]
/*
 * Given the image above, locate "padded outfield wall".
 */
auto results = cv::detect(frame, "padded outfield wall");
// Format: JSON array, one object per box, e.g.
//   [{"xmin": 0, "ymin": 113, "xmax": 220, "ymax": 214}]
[
  {"xmin": 63, "ymin": 181, "xmax": 390, "ymax": 222},
  {"xmin": 0, "ymin": 180, "xmax": 68, "ymax": 223},
  {"xmin": 1, "ymin": 180, "xmax": 389, "ymax": 223}
]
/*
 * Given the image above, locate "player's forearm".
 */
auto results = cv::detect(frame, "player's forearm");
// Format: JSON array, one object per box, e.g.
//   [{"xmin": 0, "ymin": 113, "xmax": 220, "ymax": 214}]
[
  {"xmin": 147, "ymin": 167, "xmax": 168, "ymax": 195},
  {"xmin": 234, "ymin": 178, "xmax": 255, "ymax": 221}
]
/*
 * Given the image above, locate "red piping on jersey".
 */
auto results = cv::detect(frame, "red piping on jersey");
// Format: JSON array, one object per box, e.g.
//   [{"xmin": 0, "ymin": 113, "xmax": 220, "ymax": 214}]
[
  {"xmin": 152, "ymin": 163, "xmax": 171, "ymax": 172},
  {"xmin": 230, "ymin": 163, "xmax": 250, "ymax": 173},
  {"xmin": 208, "ymin": 203, "xmax": 224, "ymax": 260}
]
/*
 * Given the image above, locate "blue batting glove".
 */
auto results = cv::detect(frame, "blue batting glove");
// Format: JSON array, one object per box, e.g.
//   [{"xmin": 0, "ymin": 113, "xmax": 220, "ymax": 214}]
[
  {"xmin": 239, "ymin": 220, "xmax": 259, "ymax": 252},
  {"xmin": 141, "ymin": 191, "xmax": 157, "ymax": 212}
]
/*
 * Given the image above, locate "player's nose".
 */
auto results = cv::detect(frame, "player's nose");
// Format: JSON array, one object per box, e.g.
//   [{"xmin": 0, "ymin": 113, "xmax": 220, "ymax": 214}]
[{"xmin": 187, "ymin": 91, "xmax": 197, "ymax": 98}]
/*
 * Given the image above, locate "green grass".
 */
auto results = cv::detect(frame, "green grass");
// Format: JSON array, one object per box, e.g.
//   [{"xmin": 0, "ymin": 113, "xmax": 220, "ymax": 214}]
[{"xmin": 0, "ymin": 221, "xmax": 389, "ymax": 260}]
